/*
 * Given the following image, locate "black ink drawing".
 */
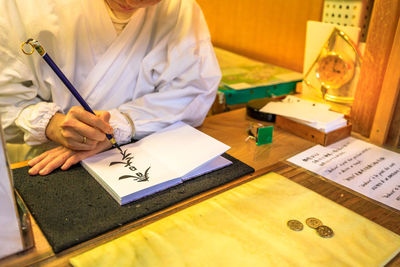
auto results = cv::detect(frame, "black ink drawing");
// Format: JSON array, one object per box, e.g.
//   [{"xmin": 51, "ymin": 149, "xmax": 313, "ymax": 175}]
[{"xmin": 109, "ymin": 149, "xmax": 151, "ymax": 182}]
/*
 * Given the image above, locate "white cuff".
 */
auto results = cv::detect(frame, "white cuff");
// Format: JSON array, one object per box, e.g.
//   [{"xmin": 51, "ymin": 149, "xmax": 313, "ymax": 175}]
[
  {"xmin": 108, "ymin": 109, "xmax": 134, "ymax": 145},
  {"xmin": 15, "ymin": 102, "xmax": 61, "ymax": 145}
]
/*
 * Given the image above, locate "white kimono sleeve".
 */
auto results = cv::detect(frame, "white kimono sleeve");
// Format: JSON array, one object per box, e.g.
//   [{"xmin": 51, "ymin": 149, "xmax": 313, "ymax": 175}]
[
  {"xmin": 0, "ymin": 63, "xmax": 61, "ymax": 145},
  {"xmin": 0, "ymin": 45, "xmax": 61, "ymax": 145},
  {"xmin": 0, "ymin": 0, "xmax": 61, "ymax": 145}
]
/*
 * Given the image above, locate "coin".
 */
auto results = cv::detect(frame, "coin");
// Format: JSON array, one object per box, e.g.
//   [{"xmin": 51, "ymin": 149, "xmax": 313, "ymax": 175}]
[
  {"xmin": 287, "ymin": 220, "xmax": 303, "ymax": 231},
  {"xmin": 306, "ymin": 217, "xmax": 323, "ymax": 229},
  {"xmin": 316, "ymin": 225, "xmax": 334, "ymax": 238}
]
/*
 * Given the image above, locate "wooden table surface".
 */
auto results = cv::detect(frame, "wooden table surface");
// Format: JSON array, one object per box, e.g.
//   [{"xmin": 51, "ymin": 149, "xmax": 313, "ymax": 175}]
[{"xmin": 2, "ymin": 108, "xmax": 400, "ymax": 266}]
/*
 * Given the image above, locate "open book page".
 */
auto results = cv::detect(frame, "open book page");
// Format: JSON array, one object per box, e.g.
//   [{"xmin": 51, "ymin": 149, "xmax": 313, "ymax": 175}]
[
  {"xmin": 81, "ymin": 122, "xmax": 231, "ymax": 205},
  {"xmin": 137, "ymin": 121, "xmax": 231, "ymax": 176},
  {"xmin": 181, "ymin": 156, "xmax": 233, "ymax": 181},
  {"xmin": 82, "ymin": 145, "xmax": 182, "ymax": 204}
]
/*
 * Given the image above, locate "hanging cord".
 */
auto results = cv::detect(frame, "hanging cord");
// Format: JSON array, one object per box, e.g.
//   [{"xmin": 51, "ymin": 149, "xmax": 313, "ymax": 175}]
[{"xmin": 21, "ymin": 38, "xmax": 46, "ymax": 56}]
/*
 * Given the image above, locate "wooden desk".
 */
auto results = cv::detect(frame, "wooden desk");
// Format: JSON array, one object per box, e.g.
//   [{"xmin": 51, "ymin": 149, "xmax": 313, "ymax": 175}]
[
  {"xmin": 198, "ymin": 108, "xmax": 316, "ymax": 170},
  {"xmin": 2, "ymin": 108, "xmax": 400, "ymax": 266}
]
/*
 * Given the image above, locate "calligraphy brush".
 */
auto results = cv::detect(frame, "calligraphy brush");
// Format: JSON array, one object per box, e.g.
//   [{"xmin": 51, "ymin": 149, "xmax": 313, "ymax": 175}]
[{"xmin": 21, "ymin": 38, "xmax": 123, "ymax": 153}]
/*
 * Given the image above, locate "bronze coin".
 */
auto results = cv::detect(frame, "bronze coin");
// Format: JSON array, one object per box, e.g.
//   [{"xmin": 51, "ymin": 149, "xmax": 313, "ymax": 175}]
[
  {"xmin": 287, "ymin": 219, "xmax": 303, "ymax": 231},
  {"xmin": 306, "ymin": 217, "xmax": 323, "ymax": 229},
  {"xmin": 316, "ymin": 225, "xmax": 334, "ymax": 238}
]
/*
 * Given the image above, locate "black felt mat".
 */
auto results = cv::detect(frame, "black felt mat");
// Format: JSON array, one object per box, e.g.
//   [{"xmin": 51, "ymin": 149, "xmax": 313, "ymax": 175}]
[{"xmin": 13, "ymin": 153, "xmax": 254, "ymax": 253}]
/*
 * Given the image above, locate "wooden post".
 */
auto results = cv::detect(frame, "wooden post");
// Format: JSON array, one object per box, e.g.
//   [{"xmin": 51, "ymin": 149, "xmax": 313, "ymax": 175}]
[
  {"xmin": 369, "ymin": 17, "xmax": 400, "ymax": 145},
  {"xmin": 351, "ymin": 0, "xmax": 400, "ymax": 137}
]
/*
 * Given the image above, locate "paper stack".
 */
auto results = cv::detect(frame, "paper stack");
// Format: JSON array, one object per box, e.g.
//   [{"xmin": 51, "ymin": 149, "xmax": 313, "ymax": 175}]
[{"xmin": 260, "ymin": 96, "xmax": 347, "ymax": 133}]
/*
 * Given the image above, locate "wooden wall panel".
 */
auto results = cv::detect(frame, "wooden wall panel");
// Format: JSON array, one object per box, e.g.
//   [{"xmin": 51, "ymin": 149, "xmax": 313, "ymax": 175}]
[
  {"xmin": 350, "ymin": 0, "xmax": 400, "ymax": 137},
  {"xmin": 197, "ymin": 0, "xmax": 323, "ymax": 72}
]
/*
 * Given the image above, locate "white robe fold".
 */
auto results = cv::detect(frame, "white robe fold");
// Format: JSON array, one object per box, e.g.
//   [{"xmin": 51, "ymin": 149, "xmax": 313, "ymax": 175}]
[{"xmin": 0, "ymin": 0, "xmax": 220, "ymax": 144}]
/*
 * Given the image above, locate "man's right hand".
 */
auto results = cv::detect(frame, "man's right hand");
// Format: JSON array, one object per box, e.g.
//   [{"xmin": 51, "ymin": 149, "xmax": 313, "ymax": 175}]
[{"xmin": 45, "ymin": 106, "xmax": 114, "ymax": 151}]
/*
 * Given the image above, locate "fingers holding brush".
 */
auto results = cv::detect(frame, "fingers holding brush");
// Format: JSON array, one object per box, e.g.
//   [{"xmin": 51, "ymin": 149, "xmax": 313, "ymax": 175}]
[{"xmin": 45, "ymin": 106, "xmax": 114, "ymax": 150}]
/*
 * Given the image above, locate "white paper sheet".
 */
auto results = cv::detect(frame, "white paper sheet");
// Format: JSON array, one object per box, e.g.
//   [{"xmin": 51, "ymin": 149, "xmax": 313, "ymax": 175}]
[
  {"xmin": 82, "ymin": 122, "xmax": 231, "ymax": 205},
  {"xmin": 287, "ymin": 137, "xmax": 400, "ymax": 211},
  {"xmin": 0, "ymin": 131, "xmax": 23, "ymax": 259},
  {"xmin": 260, "ymin": 96, "xmax": 347, "ymax": 132}
]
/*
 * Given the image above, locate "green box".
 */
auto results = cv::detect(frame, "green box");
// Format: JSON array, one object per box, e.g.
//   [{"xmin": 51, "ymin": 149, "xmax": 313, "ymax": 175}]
[
  {"xmin": 214, "ymin": 47, "xmax": 302, "ymax": 105},
  {"xmin": 219, "ymin": 81, "xmax": 299, "ymax": 105}
]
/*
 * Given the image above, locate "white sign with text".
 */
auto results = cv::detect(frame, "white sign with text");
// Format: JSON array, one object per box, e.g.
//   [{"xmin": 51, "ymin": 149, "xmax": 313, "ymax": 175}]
[{"xmin": 287, "ymin": 137, "xmax": 400, "ymax": 211}]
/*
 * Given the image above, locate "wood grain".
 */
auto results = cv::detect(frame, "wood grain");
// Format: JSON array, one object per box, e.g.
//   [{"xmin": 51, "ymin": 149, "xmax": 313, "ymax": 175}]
[
  {"xmin": 197, "ymin": 109, "xmax": 316, "ymax": 171},
  {"xmin": 196, "ymin": 0, "xmax": 323, "ymax": 72},
  {"xmin": 370, "ymin": 17, "xmax": 400, "ymax": 145},
  {"xmin": 10, "ymin": 160, "xmax": 29, "ymax": 169},
  {"xmin": 275, "ymin": 115, "xmax": 352, "ymax": 146},
  {"xmin": 351, "ymin": 0, "xmax": 400, "ymax": 137},
  {"xmin": 387, "ymin": 93, "xmax": 400, "ymax": 148}
]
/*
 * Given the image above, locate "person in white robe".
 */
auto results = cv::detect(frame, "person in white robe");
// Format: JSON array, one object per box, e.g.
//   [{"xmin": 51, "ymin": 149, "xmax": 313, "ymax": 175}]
[{"xmin": 0, "ymin": 0, "xmax": 221, "ymax": 175}]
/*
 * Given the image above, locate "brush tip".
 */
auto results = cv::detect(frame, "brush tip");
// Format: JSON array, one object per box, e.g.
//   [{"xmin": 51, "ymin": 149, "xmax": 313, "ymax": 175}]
[{"xmin": 108, "ymin": 137, "xmax": 122, "ymax": 152}]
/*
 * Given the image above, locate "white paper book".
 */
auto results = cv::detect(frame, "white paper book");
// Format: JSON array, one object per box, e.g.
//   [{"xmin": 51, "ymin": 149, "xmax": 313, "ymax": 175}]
[{"xmin": 81, "ymin": 122, "xmax": 231, "ymax": 205}]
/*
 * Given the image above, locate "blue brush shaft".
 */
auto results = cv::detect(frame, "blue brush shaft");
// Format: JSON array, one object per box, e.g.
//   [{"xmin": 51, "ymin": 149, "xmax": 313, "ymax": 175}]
[{"xmin": 42, "ymin": 53, "xmax": 115, "ymax": 142}]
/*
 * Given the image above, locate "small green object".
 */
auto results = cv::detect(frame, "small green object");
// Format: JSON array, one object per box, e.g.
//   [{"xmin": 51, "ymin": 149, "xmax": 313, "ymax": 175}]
[{"xmin": 256, "ymin": 126, "xmax": 273, "ymax": 145}]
